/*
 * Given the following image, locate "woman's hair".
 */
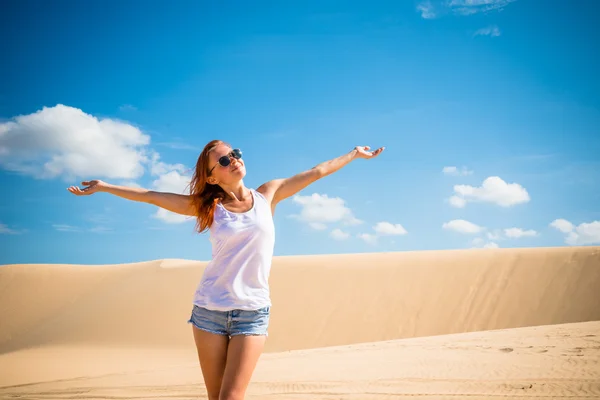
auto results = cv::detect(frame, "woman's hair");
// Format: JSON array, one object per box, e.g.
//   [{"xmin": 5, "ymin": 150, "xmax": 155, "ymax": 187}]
[{"xmin": 189, "ymin": 139, "xmax": 230, "ymax": 233}]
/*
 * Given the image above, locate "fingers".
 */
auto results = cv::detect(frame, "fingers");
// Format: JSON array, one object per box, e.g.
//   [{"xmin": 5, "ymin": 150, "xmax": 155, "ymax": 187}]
[
  {"xmin": 362, "ymin": 146, "xmax": 385, "ymax": 158},
  {"xmin": 67, "ymin": 185, "xmax": 92, "ymax": 195}
]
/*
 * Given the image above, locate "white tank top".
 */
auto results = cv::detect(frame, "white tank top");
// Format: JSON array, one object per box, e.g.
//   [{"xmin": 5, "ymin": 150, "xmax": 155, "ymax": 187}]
[{"xmin": 192, "ymin": 188, "xmax": 275, "ymax": 311}]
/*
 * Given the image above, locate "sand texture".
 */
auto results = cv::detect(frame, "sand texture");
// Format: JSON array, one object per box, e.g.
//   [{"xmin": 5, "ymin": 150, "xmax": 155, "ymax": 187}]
[{"xmin": 1, "ymin": 246, "xmax": 599, "ymax": 398}]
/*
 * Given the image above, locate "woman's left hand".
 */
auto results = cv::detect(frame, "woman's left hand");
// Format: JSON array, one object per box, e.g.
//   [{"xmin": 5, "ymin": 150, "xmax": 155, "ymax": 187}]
[{"xmin": 353, "ymin": 145, "xmax": 385, "ymax": 159}]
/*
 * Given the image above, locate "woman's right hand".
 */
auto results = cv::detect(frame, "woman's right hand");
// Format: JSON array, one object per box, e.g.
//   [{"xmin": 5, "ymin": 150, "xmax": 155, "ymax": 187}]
[{"xmin": 67, "ymin": 180, "xmax": 107, "ymax": 196}]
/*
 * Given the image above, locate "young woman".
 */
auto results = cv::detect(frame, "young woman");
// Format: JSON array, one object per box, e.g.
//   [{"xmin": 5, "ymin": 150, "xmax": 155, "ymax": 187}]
[{"xmin": 68, "ymin": 139, "xmax": 384, "ymax": 400}]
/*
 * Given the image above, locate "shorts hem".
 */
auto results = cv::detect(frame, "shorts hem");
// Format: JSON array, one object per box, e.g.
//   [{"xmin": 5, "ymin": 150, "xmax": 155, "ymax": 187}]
[
  {"xmin": 230, "ymin": 331, "xmax": 269, "ymax": 337},
  {"xmin": 187, "ymin": 320, "xmax": 228, "ymax": 336}
]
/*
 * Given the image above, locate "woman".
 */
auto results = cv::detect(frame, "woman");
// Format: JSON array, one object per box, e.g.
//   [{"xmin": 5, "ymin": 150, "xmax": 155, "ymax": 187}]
[{"xmin": 68, "ymin": 139, "xmax": 384, "ymax": 400}]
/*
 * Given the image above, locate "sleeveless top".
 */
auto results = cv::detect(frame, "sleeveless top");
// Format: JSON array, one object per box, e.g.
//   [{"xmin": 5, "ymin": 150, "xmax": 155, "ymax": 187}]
[{"xmin": 192, "ymin": 188, "xmax": 275, "ymax": 311}]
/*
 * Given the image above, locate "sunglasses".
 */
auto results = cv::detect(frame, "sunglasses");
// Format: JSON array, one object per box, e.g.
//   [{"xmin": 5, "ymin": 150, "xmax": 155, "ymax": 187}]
[{"xmin": 208, "ymin": 148, "xmax": 242, "ymax": 175}]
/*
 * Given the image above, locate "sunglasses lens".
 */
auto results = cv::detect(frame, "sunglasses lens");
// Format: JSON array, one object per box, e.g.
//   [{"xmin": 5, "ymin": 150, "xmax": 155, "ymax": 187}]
[
  {"xmin": 218, "ymin": 156, "xmax": 231, "ymax": 167},
  {"xmin": 232, "ymin": 148, "xmax": 242, "ymax": 159}
]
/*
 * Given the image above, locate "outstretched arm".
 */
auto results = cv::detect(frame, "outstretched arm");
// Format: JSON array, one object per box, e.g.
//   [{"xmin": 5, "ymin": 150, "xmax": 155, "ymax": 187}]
[
  {"xmin": 258, "ymin": 145, "xmax": 384, "ymax": 207},
  {"xmin": 67, "ymin": 180, "xmax": 196, "ymax": 216}
]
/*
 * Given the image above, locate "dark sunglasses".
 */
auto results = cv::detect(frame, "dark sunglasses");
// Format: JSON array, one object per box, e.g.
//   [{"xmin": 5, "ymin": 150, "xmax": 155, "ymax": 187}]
[{"xmin": 208, "ymin": 148, "xmax": 242, "ymax": 175}]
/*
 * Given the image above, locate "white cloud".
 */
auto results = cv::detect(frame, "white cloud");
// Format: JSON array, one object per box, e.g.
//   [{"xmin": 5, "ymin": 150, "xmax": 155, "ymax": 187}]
[
  {"xmin": 449, "ymin": 0, "xmax": 517, "ymax": 15},
  {"xmin": 151, "ymin": 169, "xmax": 191, "ymax": 195},
  {"xmin": 291, "ymin": 193, "xmax": 363, "ymax": 229},
  {"xmin": 474, "ymin": 25, "xmax": 501, "ymax": 37},
  {"xmin": 0, "ymin": 105, "xmax": 200, "ymax": 226},
  {"xmin": 450, "ymin": 176, "xmax": 530, "ymax": 207},
  {"xmin": 358, "ymin": 233, "xmax": 377, "ymax": 245},
  {"xmin": 356, "ymin": 220, "xmax": 408, "ymax": 245},
  {"xmin": 443, "ymin": 166, "xmax": 474, "ymax": 176},
  {"xmin": 417, "ymin": 1, "xmax": 436, "ymax": 19},
  {"xmin": 550, "ymin": 219, "xmax": 600, "ymax": 245},
  {"xmin": 549, "ymin": 218, "xmax": 574, "ymax": 233},
  {"xmin": 373, "ymin": 221, "xmax": 407, "ymax": 236},
  {"xmin": 148, "ymin": 150, "xmax": 188, "ymax": 177},
  {"xmin": 330, "ymin": 228, "xmax": 350, "ymax": 240},
  {"xmin": 504, "ymin": 227, "xmax": 538, "ymax": 238},
  {"xmin": 149, "ymin": 159, "xmax": 194, "ymax": 224},
  {"xmin": 471, "ymin": 237, "xmax": 499, "ymax": 249},
  {"xmin": 443, "ymin": 219, "xmax": 484, "ymax": 234},
  {"xmin": 0, "ymin": 104, "xmax": 150, "ymax": 181},
  {"xmin": 448, "ymin": 195, "xmax": 467, "ymax": 208}
]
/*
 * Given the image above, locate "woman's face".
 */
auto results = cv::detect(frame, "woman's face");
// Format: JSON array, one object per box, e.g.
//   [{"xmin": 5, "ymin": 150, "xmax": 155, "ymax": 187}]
[{"xmin": 207, "ymin": 143, "xmax": 246, "ymax": 183}]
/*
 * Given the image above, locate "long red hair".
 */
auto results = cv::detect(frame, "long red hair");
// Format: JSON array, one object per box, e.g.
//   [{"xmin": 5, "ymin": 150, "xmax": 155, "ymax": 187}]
[{"xmin": 189, "ymin": 139, "xmax": 230, "ymax": 233}]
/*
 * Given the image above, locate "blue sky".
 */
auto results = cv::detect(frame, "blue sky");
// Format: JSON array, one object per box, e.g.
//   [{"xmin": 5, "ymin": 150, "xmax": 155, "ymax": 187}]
[{"xmin": 1, "ymin": 0, "xmax": 599, "ymax": 265}]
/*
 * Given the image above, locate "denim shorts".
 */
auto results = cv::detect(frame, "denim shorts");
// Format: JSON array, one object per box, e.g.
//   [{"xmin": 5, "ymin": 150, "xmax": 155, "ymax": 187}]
[{"xmin": 187, "ymin": 305, "xmax": 271, "ymax": 337}]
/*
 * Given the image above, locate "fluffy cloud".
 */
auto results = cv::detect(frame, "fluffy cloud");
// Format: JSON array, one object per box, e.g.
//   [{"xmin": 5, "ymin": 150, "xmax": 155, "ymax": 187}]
[
  {"xmin": 149, "ymin": 156, "xmax": 194, "ymax": 224},
  {"xmin": 357, "ymin": 220, "xmax": 408, "ymax": 245},
  {"xmin": 449, "ymin": 176, "xmax": 530, "ymax": 208},
  {"xmin": 330, "ymin": 228, "xmax": 350, "ymax": 240},
  {"xmin": 291, "ymin": 193, "xmax": 363, "ymax": 229},
  {"xmin": 0, "ymin": 104, "xmax": 197, "ymax": 225},
  {"xmin": 550, "ymin": 219, "xmax": 600, "ymax": 245},
  {"xmin": 474, "ymin": 25, "xmax": 501, "ymax": 37},
  {"xmin": 549, "ymin": 218, "xmax": 574, "ymax": 233},
  {"xmin": 448, "ymin": 196, "xmax": 467, "ymax": 208},
  {"xmin": 442, "ymin": 219, "xmax": 484, "ymax": 234},
  {"xmin": 358, "ymin": 233, "xmax": 378, "ymax": 245},
  {"xmin": 373, "ymin": 222, "xmax": 408, "ymax": 236},
  {"xmin": 467, "ymin": 226, "xmax": 538, "ymax": 247},
  {"xmin": 471, "ymin": 238, "xmax": 499, "ymax": 249},
  {"xmin": 443, "ymin": 166, "xmax": 473, "ymax": 176},
  {"xmin": 0, "ymin": 104, "xmax": 150, "ymax": 181}
]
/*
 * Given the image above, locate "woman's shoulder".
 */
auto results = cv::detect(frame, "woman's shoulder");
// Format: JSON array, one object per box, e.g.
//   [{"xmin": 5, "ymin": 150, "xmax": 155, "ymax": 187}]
[{"xmin": 255, "ymin": 180, "xmax": 282, "ymax": 202}]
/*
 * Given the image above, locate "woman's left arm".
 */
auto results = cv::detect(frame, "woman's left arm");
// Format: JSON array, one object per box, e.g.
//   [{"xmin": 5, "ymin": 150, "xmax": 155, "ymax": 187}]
[{"xmin": 258, "ymin": 145, "xmax": 384, "ymax": 207}]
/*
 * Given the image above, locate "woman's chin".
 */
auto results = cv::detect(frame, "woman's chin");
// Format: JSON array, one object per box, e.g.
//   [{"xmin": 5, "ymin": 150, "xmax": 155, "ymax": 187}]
[{"xmin": 232, "ymin": 169, "xmax": 246, "ymax": 178}]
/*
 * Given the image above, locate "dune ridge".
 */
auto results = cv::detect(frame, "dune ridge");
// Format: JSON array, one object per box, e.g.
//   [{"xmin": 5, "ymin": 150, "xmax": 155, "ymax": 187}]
[
  {"xmin": 1, "ymin": 246, "xmax": 598, "ymax": 354},
  {"xmin": 0, "ymin": 246, "xmax": 599, "ymax": 397}
]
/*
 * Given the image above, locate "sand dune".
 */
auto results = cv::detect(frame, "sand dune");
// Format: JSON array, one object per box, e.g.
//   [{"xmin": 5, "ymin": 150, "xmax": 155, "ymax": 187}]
[{"xmin": 1, "ymin": 246, "xmax": 599, "ymax": 398}]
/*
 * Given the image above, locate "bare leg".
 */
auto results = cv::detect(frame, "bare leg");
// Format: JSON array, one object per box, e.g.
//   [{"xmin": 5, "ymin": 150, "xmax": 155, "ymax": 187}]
[
  {"xmin": 192, "ymin": 325, "xmax": 230, "ymax": 400},
  {"xmin": 219, "ymin": 334, "xmax": 267, "ymax": 400}
]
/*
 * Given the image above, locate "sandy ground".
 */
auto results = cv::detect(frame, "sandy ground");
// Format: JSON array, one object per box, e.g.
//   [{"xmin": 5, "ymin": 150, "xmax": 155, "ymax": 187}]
[{"xmin": 1, "ymin": 246, "xmax": 599, "ymax": 398}]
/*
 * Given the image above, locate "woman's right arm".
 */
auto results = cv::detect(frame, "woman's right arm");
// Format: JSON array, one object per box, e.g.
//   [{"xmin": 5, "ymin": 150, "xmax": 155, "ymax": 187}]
[{"xmin": 68, "ymin": 180, "xmax": 196, "ymax": 217}]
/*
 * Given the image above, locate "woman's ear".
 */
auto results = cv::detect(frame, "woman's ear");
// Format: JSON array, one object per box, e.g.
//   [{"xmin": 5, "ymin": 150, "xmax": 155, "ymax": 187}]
[{"xmin": 207, "ymin": 176, "xmax": 218, "ymax": 185}]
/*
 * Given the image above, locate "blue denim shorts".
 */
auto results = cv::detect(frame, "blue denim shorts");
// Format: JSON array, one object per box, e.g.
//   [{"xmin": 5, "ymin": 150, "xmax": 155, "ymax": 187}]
[{"xmin": 187, "ymin": 305, "xmax": 271, "ymax": 337}]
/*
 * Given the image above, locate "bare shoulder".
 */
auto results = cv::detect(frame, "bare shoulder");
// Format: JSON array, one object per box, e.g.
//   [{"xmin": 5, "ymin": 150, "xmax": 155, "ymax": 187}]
[
  {"xmin": 256, "ymin": 179, "xmax": 286, "ymax": 215},
  {"xmin": 256, "ymin": 179, "xmax": 284, "ymax": 202}
]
